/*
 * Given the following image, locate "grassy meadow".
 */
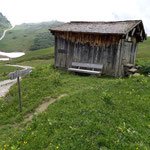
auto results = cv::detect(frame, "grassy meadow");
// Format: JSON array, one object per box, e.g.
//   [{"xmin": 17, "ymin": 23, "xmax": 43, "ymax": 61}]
[
  {"xmin": 0, "ymin": 47, "xmax": 54, "ymax": 81},
  {"xmin": 0, "ymin": 21, "xmax": 62, "ymax": 52},
  {"xmin": 136, "ymin": 37, "xmax": 150, "ymax": 75},
  {"xmin": 0, "ymin": 12, "xmax": 11, "ymax": 37},
  {"xmin": 137, "ymin": 37, "xmax": 150, "ymax": 64},
  {"xmin": 0, "ymin": 37, "xmax": 150, "ymax": 149},
  {"xmin": 0, "ymin": 64, "xmax": 150, "ymax": 150},
  {"xmin": 10, "ymin": 47, "xmax": 54, "ymax": 64},
  {"xmin": 0, "ymin": 64, "xmax": 22, "ymax": 81}
]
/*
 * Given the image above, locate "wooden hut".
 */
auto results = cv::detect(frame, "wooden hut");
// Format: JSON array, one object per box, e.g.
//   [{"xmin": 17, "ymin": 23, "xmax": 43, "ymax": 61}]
[{"xmin": 49, "ymin": 20, "xmax": 147, "ymax": 77}]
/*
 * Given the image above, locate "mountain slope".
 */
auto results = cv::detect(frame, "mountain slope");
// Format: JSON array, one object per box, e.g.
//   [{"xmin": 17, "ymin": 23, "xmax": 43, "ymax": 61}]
[
  {"xmin": 0, "ymin": 12, "xmax": 11, "ymax": 37},
  {"xmin": 0, "ymin": 21, "xmax": 63, "ymax": 52},
  {"xmin": 137, "ymin": 37, "xmax": 150, "ymax": 61}
]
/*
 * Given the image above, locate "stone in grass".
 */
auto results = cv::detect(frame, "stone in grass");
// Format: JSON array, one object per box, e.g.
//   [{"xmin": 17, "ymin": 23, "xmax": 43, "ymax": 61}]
[
  {"xmin": 133, "ymin": 73, "xmax": 141, "ymax": 76},
  {"xmin": 136, "ymin": 65, "xmax": 142, "ymax": 70},
  {"xmin": 124, "ymin": 63, "xmax": 134, "ymax": 68},
  {"xmin": 128, "ymin": 68, "xmax": 137, "ymax": 73}
]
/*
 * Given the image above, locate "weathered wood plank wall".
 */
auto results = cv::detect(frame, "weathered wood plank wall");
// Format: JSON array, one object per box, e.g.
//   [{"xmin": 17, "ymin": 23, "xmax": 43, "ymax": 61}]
[
  {"xmin": 54, "ymin": 32, "xmax": 137, "ymax": 77},
  {"xmin": 115, "ymin": 38, "xmax": 137, "ymax": 77}
]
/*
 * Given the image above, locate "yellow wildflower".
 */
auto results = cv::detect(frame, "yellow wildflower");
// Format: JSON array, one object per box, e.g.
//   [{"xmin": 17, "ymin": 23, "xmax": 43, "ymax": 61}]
[
  {"xmin": 148, "ymin": 125, "xmax": 150, "ymax": 127},
  {"xmin": 56, "ymin": 146, "xmax": 59, "ymax": 149},
  {"xmin": 126, "ymin": 91, "xmax": 132, "ymax": 95},
  {"xmin": 24, "ymin": 141, "xmax": 27, "ymax": 144},
  {"xmin": 136, "ymin": 147, "xmax": 139, "ymax": 150}
]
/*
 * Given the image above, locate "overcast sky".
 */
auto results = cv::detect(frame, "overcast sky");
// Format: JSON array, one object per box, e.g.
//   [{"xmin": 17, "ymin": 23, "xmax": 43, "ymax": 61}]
[{"xmin": 0, "ymin": 0, "xmax": 150, "ymax": 35}]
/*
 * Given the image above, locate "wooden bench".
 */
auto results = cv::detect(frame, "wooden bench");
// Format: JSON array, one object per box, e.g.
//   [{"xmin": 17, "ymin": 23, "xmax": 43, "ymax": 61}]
[{"xmin": 68, "ymin": 62, "xmax": 103, "ymax": 75}]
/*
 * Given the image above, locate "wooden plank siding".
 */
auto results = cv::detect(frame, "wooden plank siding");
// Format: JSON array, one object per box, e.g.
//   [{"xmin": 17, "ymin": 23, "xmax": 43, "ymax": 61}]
[
  {"xmin": 50, "ymin": 21, "xmax": 146, "ymax": 77},
  {"xmin": 115, "ymin": 38, "xmax": 138, "ymax": 77},
  {"xmin": 55, "ymin": 32, "xmax": 122, "ymax": 76},
  {"xmin": 54, "ymin": 32, "xmax": 138, "ymax": 77}
]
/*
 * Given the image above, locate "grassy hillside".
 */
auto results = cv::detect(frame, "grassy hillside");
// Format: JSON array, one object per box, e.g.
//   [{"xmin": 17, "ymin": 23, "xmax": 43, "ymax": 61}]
[
  {"xmin": 10, "ymin": 47, "xmax": 54, "ymax": 64},
  {"xmin": 136, "ymin": 37, "xmax": 150, "ymax": 74},
  {"xmin": 0, "ymin": 37, "xmax": 150, "ymax": 149},
  {"xmin": 0, "ymin": 12, "xmax": 11, "ymax": 36},
  {"xmin": 0, "ymin": 21, "xmax": 63, "ymax": 52},
  {"xmin": 0, "ymin": 64, "xmax": 150, "ymax": 149},
  {"xmin": 137, "ymin": 37, "xmax": 150, "ymax": 62},
  {"xmin": 0, "ymin": 47, "xmax": 54, "ymax": 81},
  {"xmin": 0, "ymin": 65, "xmax": 20, "ymax": 81}
]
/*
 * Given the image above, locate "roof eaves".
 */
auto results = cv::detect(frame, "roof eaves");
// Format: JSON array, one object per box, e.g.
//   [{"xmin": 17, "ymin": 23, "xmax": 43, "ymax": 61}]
[
  {"xmin": 125, "ymin": 20, "xmax": 142, "ymax": 35},
  {"xmin": 49, "ymin": 29, "xmax": 125, "ymax": 36}
]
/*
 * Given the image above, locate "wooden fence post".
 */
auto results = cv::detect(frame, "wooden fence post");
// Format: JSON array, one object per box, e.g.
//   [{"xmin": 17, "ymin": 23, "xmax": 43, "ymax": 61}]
[
  {"xmin": 17, "ymin": 69, "xmax": 22, "ymax": 112},
  {"xmin": 8, "ymin": 68, "xmax": 32, "ymax": 112}
]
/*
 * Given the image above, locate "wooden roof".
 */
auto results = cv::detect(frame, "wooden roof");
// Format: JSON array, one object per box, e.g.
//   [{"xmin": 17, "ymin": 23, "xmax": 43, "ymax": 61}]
[{"xmin": 50, "ymin": 20, "xmax": 147, "ymax": 41}]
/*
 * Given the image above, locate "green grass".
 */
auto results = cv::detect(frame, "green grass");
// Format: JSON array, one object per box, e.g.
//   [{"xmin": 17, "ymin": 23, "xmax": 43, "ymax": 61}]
[
  {"xmin": 0, "ymin": 65, "xmax": 150, "ymax": 149},
  {"xmin": 0, "ymin": 64, "xmax": 22, "ymax": 81},
  {"xmin": 0, "ymin": 30, "xmax": 3, "ymax": 37},
  {"xmin": 16, "ymin": 59, "xmax": 54, "ymax": 67},
  {"xmin": 136, "ymin": 37, "xmax": 150, "ymax": 75},
  {"xmin": 10, "ymin": 47, "xmax": 54, "ymax": 64},
  {"xmin": 0, "ymin": 25, "xmax": 35, "ymax": 52},
  {"xmin": 0, "ymin": 26, "xmax": 9, "ymax": 37},
  {"xmin": 0, "ymin": 37, "xmax": 150, "ymax": 149},
  {"xmin": 0, "ymin": 21, "xmax": 62, "ymax": 52},
  {"xmin": 0, "ymin": 47, "xmax": 54, "ymax": 81},
  {"xmin": 137, "ymin": 37, "xmax": 150, "ymax": 64},
  {"xmin": 138, "ymin": 37, "xmax": 150, "ymax": 52},
  {"xmin": 0, "ymin": 12, "xmax": 11, "ymax": 37}
]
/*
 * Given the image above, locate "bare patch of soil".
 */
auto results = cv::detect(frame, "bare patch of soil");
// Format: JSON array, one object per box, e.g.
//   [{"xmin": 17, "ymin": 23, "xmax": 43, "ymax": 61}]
[{"xmin": 24, "ymin": 94, "xmax": 67, "ymax": 122}]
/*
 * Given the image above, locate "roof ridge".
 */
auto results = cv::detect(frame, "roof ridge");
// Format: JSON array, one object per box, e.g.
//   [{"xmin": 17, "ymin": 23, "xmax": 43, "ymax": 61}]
[
  {"xmin": 50, "ymin": 20, "xmax": 146, "ymax": 40},
  {"xmin": 70, "ymin": 20, "xmax": 142, "ymax": 24}
]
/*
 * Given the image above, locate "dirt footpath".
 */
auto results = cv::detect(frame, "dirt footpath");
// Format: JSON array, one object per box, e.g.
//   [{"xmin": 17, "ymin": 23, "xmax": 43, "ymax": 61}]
[
  {"xmin": 0, "ymin": 65, "xmax": 33, "ymax": 99},
  {"xmin": 0, "ymin": 79, "xmax": 17, "ymax": 98}
]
